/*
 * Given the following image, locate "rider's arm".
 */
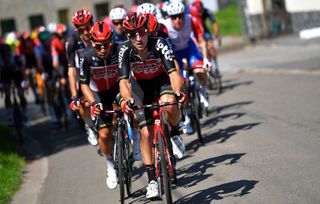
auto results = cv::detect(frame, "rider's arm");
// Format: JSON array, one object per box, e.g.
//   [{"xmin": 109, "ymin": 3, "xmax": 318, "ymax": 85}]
[
  {"xmin": 66, "ymin": 36, "xmax": 78, "ymax": 98},
  {"xmin": 79, "ymin": 53, "xmax": 95, "ymax": 105},
  {"xmin": 155, "ymin": 38, "xmax": 181, "ymax": 94},
  {"xmin": 191, "ymin": 16, "xmax": 207, "ymax": 59},
  {"xmin": 51, "ymin": 39, "xmax": 60, "ymax": 70},
  {"xmin": 118, "ymin": 43, "xmax": 132, "ymax": 101}
]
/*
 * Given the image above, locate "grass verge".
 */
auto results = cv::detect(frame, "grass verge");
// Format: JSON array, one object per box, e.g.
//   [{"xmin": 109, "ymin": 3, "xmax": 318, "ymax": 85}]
[
  {"xmin": 0, "ymin": 124, "xmax": 24, "ymax": 204},
  {"xmin": 207, "ymin": 0, "xmax": 242, "ymax": 36}
]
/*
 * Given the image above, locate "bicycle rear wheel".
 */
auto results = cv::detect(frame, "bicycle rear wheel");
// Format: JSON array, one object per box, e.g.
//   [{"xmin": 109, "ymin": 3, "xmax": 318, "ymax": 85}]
[
  {"xmin": 158, "ymin": 131, "xmax": 173, "ymax": 204},
  {"xmin": 116, "ymin": 127, "xmax": 125, "ymax": 204}
]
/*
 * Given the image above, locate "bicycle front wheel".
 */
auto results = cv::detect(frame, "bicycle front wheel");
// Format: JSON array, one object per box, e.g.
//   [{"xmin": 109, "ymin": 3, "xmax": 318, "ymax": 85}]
[
  {"xmin": 158, "ymin": 131, "xmax": 173, "ymax": 204},
  {"xmin": 116, "ymin": 127, "xmax": 125, "ymax": 204},
  {"xmin": 124, "ymin": 137, "xmax": 132, "ymax": 197},
  {"xmin": 191, "ymin": 89, "xmax": 203, "ymax": 144}
]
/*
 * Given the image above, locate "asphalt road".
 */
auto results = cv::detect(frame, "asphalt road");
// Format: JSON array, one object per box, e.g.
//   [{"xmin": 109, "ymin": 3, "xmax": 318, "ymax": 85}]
[{"xmin": 5, "ymin": 35, "xmax": 320, "ymax": 204}]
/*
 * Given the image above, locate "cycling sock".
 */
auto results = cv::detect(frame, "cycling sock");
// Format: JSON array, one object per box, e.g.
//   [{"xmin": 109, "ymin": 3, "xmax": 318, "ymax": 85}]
[
  {"xmin": 171, "ymin": 125, "xmax": 180, "ymax": 137},
  {"xmin": 105, "ymin": 154, "xmax": 115, "ymax": 170},
  {"xmin": 145, "ymin": 164, "xmax": 156, "ymax": 182}
]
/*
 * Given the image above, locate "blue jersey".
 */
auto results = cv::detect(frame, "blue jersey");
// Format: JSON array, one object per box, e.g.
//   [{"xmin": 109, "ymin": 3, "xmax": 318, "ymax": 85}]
[{"xmin": 111, "ymin": 27, "xmax": 127, "ymax": 44}]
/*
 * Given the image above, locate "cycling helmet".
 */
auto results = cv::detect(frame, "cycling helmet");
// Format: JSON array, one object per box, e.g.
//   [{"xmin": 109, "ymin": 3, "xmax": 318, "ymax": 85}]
[
  {"xmin": 193, "ymin": 0, "xmax": 204, "ymax": 12},
  {"xmin": 137, "ymin": 3, "xmax": 156, "ymax": 15},
  {"xmin": 167, "ymin": 2, "xmax": 185, "ymax": 16},
  {"xmin": 109, "ymin": 7, "xmax": 127, "ymax": 20},
  {"xmin": 47, "ymin": 22, "xmax": 57, "ymax": 33},
  {"xmin": 55, "ymin": 23, "xmax": 66, "ymax": 35},
  {"xmin": 146, "ymin": 14, "xmax": 158, "ymax": 34},
  {"xmin": 72, "ymin": 9, "xmax": 93, "ymax": 27},
  {"xmin": 122, "ymin": 12, "xmax": 148, "ymax": 32},
  {"xmin": 90, "ymin": 21, "xmax": 113, "ymax": 42}
]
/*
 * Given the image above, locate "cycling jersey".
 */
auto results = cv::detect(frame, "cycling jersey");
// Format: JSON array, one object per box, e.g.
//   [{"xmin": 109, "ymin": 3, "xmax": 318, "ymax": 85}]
[
  {"xmin": 16, "ymin": 40, "xmax": 37, "ymax": 68},
  {"xmin": 118, "ymin": 37, "xmax": 176, "ymax": 81},
  {"xmin": 111, "ymin": 27, "xmax": 127, "ymax": 44},
  {"xmin": 79, "ymin": 45, "xmax": 119, "ymax": 93},
  {"xmin": 66, "ymin": 32, "xmax": 89, "ymax": 69},
  {"xmin": 163, "ymin": 14, "xmax": 203, "ymax": 51},
  {"xmin": 51, "ymin": 36, "xmax": 67, "ymax": 64},
  {"xmin": 190, "ymin": 7, "xmax": 216, "ymax": 40}
]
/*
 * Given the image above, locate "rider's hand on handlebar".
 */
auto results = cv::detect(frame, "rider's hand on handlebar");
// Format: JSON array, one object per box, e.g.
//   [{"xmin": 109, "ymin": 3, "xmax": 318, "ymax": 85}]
[
  {"xmin": 69, "ymin": 96, "xmax": 80, "ymax": 112},
  {"xmin": 121, "ymin": 98, "xmax": 135, "ymax": 114},
  {"xmin": 90, "ymin": 101, "xmax": 102, "ymax": 118},
  {"xmin": 175, "ymin": 92, "xmax": 186, "ymax": 104}
]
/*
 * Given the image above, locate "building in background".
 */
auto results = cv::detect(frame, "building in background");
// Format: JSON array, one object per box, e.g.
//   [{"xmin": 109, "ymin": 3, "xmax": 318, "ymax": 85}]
[
  {"xmin": 240, "ymin": 0, "xmax": 320, "ymax": 40},
  {"xmin": 0, "ymin": 0, "xmax": 132, "ymax": 35}
]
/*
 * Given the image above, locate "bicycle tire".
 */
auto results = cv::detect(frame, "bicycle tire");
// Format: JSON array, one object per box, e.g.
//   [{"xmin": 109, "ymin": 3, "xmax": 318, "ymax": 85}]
[
  {"xmin": 117, "ymin": 126, "xmax": 125, "ymax": 204},
  {"xmin": 124, "ymin": 137, "xmax": 132, "ymax": 198},
  {"xmin": 158, "ymin": 131, "xmax": 173, "ymax": 204},
  {"xmin": 160, "ymin": 111, "xmax": 177, "ymax": 184}
]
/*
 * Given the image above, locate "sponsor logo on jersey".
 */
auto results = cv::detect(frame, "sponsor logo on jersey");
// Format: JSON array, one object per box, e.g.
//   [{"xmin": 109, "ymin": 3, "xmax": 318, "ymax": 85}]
[
  {"xmin": 118, "ymin": 45, "xmax": 129, "ymax": 67},
  {"xmin": 91, "ymin": 65, "xmax": 119, "ymax": 80},
  {"xmin": 156, "ymin": 39, "xmax": 173, "ymax": 61}
]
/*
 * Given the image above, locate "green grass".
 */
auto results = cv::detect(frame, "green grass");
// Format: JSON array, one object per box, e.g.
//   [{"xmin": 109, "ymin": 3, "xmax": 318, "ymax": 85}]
[
  {"xmin": 206, "ymin": 0, "xmax": 242, "ymax": 36},
  {"xmin": 0, "ymin": 124, "xmax": 24, "ymax": 204}
]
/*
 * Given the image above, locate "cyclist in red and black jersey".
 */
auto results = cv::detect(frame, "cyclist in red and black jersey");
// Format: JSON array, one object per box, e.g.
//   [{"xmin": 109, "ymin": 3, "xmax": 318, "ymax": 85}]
[
  {"xmin": 118, "ymin": 12, "xmax": 185, "ymax": 199},
  {"xmin": 66, "ymin": 9, "xmax": 98, "ymax": 146},
  {"xmin": 79, "ymin": 21, "xmax": 119, "ymax": 190}
]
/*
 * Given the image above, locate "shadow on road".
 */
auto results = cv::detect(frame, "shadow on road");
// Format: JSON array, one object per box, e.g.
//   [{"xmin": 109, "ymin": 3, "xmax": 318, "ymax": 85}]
[
  {"xmin": 22, "ymin": 118, "xmax": 87, "ymax": 161},
  {"xmin": 219, "ymin": 78, "xmax": 254, "ymax": 95},
  {"xmin": 177, "ymin": 153, "xmax": 246, "ymax": 188},
  {"xmin": 185, "ymin": 122, "xmax": 260, "ymax": 155},
  {"xmin": 175, "ymin": 179, "xmax": 259, "ymax": 203}
]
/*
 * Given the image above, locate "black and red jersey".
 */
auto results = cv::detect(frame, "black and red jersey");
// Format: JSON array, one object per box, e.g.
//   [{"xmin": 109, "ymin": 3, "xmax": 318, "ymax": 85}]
[
  {"xmin": 118, "ymin": 37, "xmax": 176, "ymax": 81},
  {"xmin": 66, "ymin": 32, "xmax": 90, "ymax": 69},
  {"xmin": 79, "ymin": 44, "xmax": 119, "ymax": 92}
]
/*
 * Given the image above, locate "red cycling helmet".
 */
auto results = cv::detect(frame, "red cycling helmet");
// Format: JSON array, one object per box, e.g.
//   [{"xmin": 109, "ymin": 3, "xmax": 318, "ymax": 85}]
[
  {"xmin": 90, "ymin": 21, "xmax": 113, "ymax": 42},
  {"xmin": 55, "ymin": 23, "xmax": 66, "ymax": 35},
  {"xmin": 146, "ymin": 13, "xmax": 158, "ymax": 35},
  {"xmin": 72, "ymin": 9, "xmax": 93, "ymax": 27},
  {"xmin": 193, "ymin": 0, "xmax": 204, "ymax": 13},
  {"xmin": 122, "ymin": 12, "xmax": 148, "ymax": 32}
]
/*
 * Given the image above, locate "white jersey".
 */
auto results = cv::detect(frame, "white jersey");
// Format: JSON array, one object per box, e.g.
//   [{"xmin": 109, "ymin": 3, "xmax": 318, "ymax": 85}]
[{"xmin": 163, "ymin": 14, "xmax": 193, "ymax": 51}]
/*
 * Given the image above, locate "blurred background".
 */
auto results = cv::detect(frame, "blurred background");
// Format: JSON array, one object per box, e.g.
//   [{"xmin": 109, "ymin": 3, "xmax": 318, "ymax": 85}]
[{"xmin": 1, "ymin": 0, "xmax": 320, "ymax": 40}]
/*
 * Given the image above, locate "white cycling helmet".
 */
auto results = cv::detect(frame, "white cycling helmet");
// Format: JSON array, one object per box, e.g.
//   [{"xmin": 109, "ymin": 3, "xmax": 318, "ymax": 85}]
[
  {"xmin": 167, "ymin": 1, "xmax": 185, "ymax": 16},
  {"xmin": 109, "ymin": 7, "xmax": 127, "ymax": 20},
  {"xmin": 137, "ymin": 3, "xmax": 156, "ymax": 15},
  {"xmin": 47, "ymin": 22, "xmax": 57, "ymax": 33}
]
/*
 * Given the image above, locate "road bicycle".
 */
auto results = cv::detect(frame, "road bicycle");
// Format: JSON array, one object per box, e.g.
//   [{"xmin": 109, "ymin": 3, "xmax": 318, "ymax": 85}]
[
  {"xmin": 94, "ymin": 106, "xmax": 133, "ymax": 204},
  {"xmin": 131, "ymin": 101, "xmax": 179, "ymax": 204},
  {"xmin": 183, "ymin": 68, "xmax": 204, "ymax": 144}
]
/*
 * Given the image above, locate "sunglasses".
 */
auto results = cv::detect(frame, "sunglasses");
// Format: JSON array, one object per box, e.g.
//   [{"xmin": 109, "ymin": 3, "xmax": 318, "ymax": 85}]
[
  {"xmin": 94, "ymin": 41, "xmax": 112, "ymax": 50},
  {"xmin": 171, "ymin": 13, "xmax": 184, "ymax": 20},
  {"xmin": 126, "ymin": 29, "xmax": 148, "ymax": 40},
  {"xmin": 112, "ymin": 20, "xmax": 123, "ymax": 26}
]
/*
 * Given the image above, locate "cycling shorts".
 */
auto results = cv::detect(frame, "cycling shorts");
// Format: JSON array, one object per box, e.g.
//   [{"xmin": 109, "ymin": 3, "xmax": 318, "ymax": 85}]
[
  {"xmin": 175, "ymin": 39, "xmax": 203, "ymax": 77},
  {"xmin": 92, "ymin": 85, "xmax": 119, "ymax": 130},
  {"xmin": 204, "ymin": 31, "xmax": 213, "ymax": 41},
  {"xmin": 131, "ymin": 73, "xmax": 174, "ymax": 129}
]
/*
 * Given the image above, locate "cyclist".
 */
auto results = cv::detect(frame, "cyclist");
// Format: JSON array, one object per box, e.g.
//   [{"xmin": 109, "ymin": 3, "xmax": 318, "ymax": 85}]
[
  {"xmin": 1, "ymin": 34, "xmax": 27, "ymax": 126},
  {"xmin": 79, "ymin": 21, "xmax": 119, "ymax": 190},
  {"xmin": 108, "ymin": 7, "xmax": 127, "ymax": 44},
  {"xmin": 164, "ymin": 1, "xmax": 211, "ymax": 134},
  {"xmin": 119, "ymin": 12, "xmax": 185, "ymax": 199},
  {"xmin": 67, "ymin": 9, "xmax": 98, "ymax": 146},
  {"xmin": 191, "ymin": 0, "xmax": 221, "ymax": 75},
  {"xmin": 16, "ymin": 32, "xmax": 39, "ymax": 103}
]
